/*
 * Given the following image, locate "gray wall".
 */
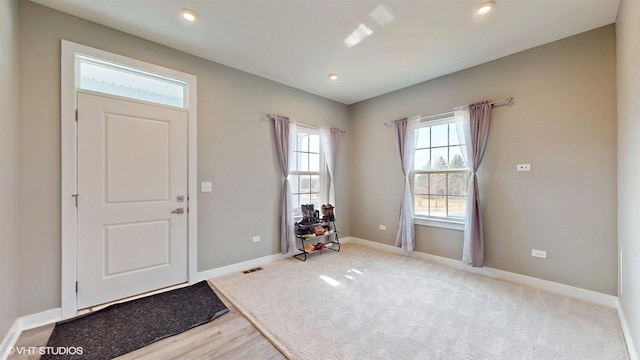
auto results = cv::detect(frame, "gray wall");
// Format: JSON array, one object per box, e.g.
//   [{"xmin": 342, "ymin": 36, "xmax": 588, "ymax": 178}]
[
  {"xmin": 349, "ymin": 26, "xmax": 618, "ymax": 295},
  {"xmin": 17, "ymin": 1, "xmax": 350, "ymax": 316},
  {"xmin": 617, "ymin": 0, "xmax": 640, "ymax": 354},
  {"xmin": 0, "ymin": 0, "xmax": 20, "ymax": 339}
]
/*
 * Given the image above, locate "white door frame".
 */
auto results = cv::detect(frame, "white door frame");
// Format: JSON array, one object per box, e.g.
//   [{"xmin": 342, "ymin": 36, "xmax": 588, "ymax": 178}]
[{"xmin": 60, "ymin": 40, "xmax": 198, "ymax": 319}]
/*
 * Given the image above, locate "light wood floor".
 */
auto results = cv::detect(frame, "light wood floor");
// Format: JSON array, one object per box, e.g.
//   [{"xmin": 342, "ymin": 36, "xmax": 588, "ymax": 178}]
[{"xmin": 8, "ymin": 282, "xmax": 286, "ymax": 360}]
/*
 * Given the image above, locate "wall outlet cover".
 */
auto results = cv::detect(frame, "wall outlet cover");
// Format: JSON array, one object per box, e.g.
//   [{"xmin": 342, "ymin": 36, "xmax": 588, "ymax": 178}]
[
  {"xmin": 517, "ymin": 164, "xmax": 532, "ymax": 171},
  {"xmin": 201, "ymin": 181, "xmax": 213, "ymax": 192},
  {"xmin": 531, "ymin": 249, "xmax": 547, "ymax": 259}
]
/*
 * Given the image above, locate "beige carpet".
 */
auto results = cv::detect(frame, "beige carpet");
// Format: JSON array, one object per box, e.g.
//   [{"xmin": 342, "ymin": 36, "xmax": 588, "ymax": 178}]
[{"xmin": 211, "ymin": 243, "xmax": 629, "ymax": 360}]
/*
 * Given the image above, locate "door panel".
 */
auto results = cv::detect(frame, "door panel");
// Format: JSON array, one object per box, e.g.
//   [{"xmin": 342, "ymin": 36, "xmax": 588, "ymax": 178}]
[
  {"xmin": 104, "ymin": 114, "xmax": 170, "ymax": 203},
  {"xmin": 77, "ymin": 92, "xmax": 188, "ymax": 309},
  {"xmin": 103, "ymin": 220, "xmax": 170, "ymax": 277}
]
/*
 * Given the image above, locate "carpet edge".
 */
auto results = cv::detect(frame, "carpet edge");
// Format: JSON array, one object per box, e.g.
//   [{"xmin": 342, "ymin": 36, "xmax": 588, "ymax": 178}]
[{"xmin": 209, "ymin": 280, "xmax": 296, "ymax": 360}]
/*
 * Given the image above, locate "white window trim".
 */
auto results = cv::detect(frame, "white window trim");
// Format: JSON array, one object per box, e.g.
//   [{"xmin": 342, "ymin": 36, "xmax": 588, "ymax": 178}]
[
  {"xmin": 60, "ymin": 40, "xmax": 198, "ymax": 319},
  {"xmin": 411, "ymin": 116, "xmax": 469, "ymax": 230},
  {"xmin": 414, "ymin": 217, "xmax": 464, "ymax": 231}
]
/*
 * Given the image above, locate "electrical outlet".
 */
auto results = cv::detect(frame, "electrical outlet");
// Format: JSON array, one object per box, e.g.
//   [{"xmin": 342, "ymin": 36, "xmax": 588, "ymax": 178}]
[
  {"xmin": 252, "ymin": 236, "xmax": 260, "ymax": 243},
  {"xmin": 531, "ymin": 249, "xmax": 547, "ymax": 259},
  {"xmin": 517, "ymin": 164, "xmax": 531, "ymax": 172},
  {"xmin": 379, "ymin": 225, "xmax": 386, "ymax": 230},
  {"xmin": 201, "ymin": 181, "xmax": 213, "ymax": 192}
]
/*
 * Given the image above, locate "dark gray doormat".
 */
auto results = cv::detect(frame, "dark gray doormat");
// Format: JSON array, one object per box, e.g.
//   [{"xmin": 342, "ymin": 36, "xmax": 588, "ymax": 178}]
[{"xmin": 42, "ymin": 281, "xmax": 229, "ymax": 359}]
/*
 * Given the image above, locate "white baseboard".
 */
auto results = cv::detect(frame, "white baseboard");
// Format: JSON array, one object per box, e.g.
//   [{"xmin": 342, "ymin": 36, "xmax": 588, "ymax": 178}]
[
  {"xmin": 195, "ymin": 252, "xmax": 295, "ymax": 281},
  {"xmin": 195, "ymin": 237, "xmax": 357, "ymax": 282},
  {"xmin": 18, "ymin": 308, "xmax": 62, "ymax": 332},
  {"xmin": 617, "ymin": 299, "xmax": 639, "ymax": 360},
  {"xmin": 0, "ymin": 320, "xmax": 20, "ymax": 360},
  {"xmin": 347, "ymin": 237, "xmax": 617, "ymax": 307},
  {"xmin": 0, "ymin": 308, "xmax": 62, "ymax": 360}
]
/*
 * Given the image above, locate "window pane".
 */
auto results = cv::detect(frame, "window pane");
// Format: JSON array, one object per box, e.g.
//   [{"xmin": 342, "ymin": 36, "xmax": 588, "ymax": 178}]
[
  {"xmin": 310, "ymin": 193, "xmax": 321, "ymax": 209},
  {"xmin": 296, "ymin": 152, "xmax": 309, "ymax": 171},
  {"xmin": 310, "ymin": 175, "xmax": 320, "ymax": 192},
  {"xmin": 431, "ymin": 124, "xmax": 448, "ymax": 147},
  {"xmin": 429, "ymin": 173, "xmax": 446, "ymax": 195},
  {"xmin": 449, "ymin": 146, "xmax": 466, "ymax": 168},
  {"xmin": 290, "ymin": 175, "xmax": 300, "ymax": 194},
  {"xmin": 78, "ymin": 58, "xmax": 186, "ymax": 108},
  {"xmin": 416, "ymin": 127, "xmax": 430, "ymax": 148},
  {"xmin": 298, "ymin": 133, "xmax": 309, "ymax": 152},
  {"xmin": 309, "ymin": 134, "xmax": 320, "ymax": 153},
  {"xmin": 309, "ymin": 153, "xmax": 320, "ymax": 171},
  {"xmin": 292, "ymin": 195, "xmax": 301, "ymax": 216},
  {"xmin": 448, "ymin": 173, "xmax": 467, "ymax": 196},
  {"xmin": 448, "ymin": 196, "xmax": 466, "ymax": 218},
  {"xmin": 300, "ymin": 175, "xmax": 311, "ymax": 192},
  {"xmin": 414, "ymin": 174, "xmax": 429, "ymax": 195},
  {"xmin": 429, "ymin": 195, "xmax": 447, "ymax": 217},
  {"xmin": 431, "ymin": 147, "xmax": 448, "ymax": 169},
  {"xmin": 414, "ymin": 195, "xmax": 429, "ymax": 216},
  {"xmin": 414, "ymin": 149, "xmax": 430, "ymax": 170},
  {"xmin": 449, "ymin": 123, "xmax": 461, "ymax": 145},
  {"xmin": 300, "ymin": 193, "xmax": 312, "ymax": 206}
]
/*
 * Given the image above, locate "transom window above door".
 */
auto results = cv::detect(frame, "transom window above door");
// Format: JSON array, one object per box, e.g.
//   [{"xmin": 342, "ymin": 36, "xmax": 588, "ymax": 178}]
[{"xmin": 77, "ymin": 55, "xmax": 187, "ymax": 108}]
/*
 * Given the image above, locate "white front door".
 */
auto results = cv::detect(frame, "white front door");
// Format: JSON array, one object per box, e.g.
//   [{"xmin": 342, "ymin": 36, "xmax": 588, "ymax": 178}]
[{"xmin": 77, "ymin": 92, "xmax": 188, "ymax": 309}]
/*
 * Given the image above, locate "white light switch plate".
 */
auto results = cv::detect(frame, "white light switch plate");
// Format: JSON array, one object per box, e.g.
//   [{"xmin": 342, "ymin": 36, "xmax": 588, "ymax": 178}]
[{"xmin": 201, "ymin": 182, "xmax": 212, "ymax": 192}]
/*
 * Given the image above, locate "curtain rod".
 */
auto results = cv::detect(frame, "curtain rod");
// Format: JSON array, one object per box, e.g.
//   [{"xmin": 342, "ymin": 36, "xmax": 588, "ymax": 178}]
[
  {"xmin": 266, "ymin": 114, "xmax": 346, "ymax": 134},
  {"xmin": 383, "ymin": 97, "xmax": 514, "ymax": 127}
]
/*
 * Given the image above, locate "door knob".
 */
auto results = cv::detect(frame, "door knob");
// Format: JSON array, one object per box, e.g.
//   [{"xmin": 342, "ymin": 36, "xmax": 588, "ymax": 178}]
[{"xmin": 171, "ymin": 207, "xmax": 185, "ymax": 214}]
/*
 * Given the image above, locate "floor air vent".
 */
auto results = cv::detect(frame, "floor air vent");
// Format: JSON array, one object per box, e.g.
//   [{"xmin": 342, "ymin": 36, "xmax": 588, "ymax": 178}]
[{"xmin": 242, "ymin": 267, "xmax": 264, "ymax": 274}]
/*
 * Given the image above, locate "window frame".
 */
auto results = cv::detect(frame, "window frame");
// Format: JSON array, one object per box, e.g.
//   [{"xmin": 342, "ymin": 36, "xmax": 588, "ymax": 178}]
[
  {"xmin": 289, "ymin": 125, "xmax": 328, "ymax": 222},
  {"xmin": 411, "ymin": 116, "xmax": 470, "ymax": 231}
]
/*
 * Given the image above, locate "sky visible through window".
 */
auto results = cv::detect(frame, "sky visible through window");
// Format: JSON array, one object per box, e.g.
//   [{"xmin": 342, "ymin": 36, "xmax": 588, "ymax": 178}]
[{"xmin": 414, "ymin": 122, "xmax": 465, "ymax": 171}]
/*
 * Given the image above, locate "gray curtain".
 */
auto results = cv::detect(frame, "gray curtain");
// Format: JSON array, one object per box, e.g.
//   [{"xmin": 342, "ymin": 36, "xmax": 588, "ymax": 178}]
[
  {"xmin": 393, "ymin": 118, "xmax": 416, "ymax": 251},
  {"xmin": 273, "ymin": 116, "xmax": 296, "ymax": 253},
  {"xmin": 459, "ymin": 100, "xmax": 492, "ymax": 267},
  {"xmin": 319, "ymin": 126, "xmax": 340, "ymax": 206}
]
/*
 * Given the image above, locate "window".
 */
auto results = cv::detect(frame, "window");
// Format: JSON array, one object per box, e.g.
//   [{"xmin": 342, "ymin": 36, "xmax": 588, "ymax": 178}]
[
  {"xmin": 413, "ymin": 118, "xmax": 470, "ymax": 223},
  {"xmin": 290, "ymin": 127, "xmax": 325, "ymax": 219},
  {"xmin": 77, "ymin": 55, "xmax": 187, "ymax": 108}
]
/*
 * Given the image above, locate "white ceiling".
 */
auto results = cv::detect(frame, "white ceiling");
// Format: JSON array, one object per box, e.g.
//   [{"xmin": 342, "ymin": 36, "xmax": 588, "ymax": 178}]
[{"xmin": 31, "ymin": 0, "xmax": 620, "ymax": 105}]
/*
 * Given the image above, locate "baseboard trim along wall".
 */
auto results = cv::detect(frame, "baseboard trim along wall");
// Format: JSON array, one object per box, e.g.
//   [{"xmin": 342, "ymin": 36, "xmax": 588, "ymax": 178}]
[
  {"xmin": 0, "ymin": 321, "xmax": 20, "ymax": 360},
  {"xmin": 3, "ymin": 236, "xmax": 635, "ymax": 360},
  {"xmin": 616, "ymin": 299, "xmax": 639, "ymax": 360},
  {"xmin": 0, "ymin": 308, "xmax": 62, "ymax": 360},
  {"xmin": 347, "ymin": 237, "xmax": 618, "ymax": 307},
  {"xmin": 194, "ymin": 251, "xmax": 295, "ymax": 282}
]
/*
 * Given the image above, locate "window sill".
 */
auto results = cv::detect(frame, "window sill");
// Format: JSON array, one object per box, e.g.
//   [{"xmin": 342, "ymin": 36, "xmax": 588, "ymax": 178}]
[{"xmin": 414, "ymin": 217, "xmax": 464, "ymax": 231}]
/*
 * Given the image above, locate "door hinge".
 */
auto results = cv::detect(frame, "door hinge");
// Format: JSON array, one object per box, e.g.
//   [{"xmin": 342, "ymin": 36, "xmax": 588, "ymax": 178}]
[
  {"xmin": 187, "ymin": 207, "xmax": 190, "ymax": 213},
  {"xmin": 72, "ymin": 194, "xmax": 79, "ymax": 207},
  {"xmin": 75, "ymin": 109, "xmax": 78, "ymax": 121},
  {"xmin": 75, "ymin": 281, "xmax": 78, "ymax": 293}
]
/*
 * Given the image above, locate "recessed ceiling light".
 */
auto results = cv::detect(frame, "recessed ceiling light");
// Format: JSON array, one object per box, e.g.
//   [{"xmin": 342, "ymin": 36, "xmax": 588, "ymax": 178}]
[
  {"xmin": 181, "ymin": 9, "xmax": 198, "ymax": 22},
  {"xmin": 477, "ymin": 1, "xmax": 495, "ymax": 15},
  {"xmin": 329, "ymin": 74, "xmax": 339, "ymax": 80}
]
